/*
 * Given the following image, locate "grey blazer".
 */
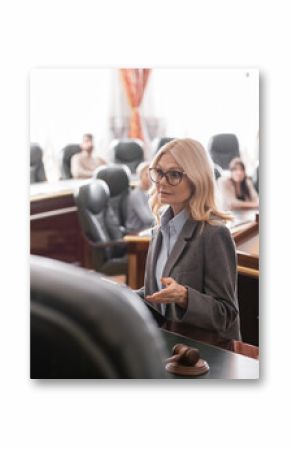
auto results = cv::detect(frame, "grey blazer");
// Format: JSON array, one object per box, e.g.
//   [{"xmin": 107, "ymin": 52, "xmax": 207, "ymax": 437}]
[{"xmin": 137, "ymin": 219, "xmax": 241, "ymax": 341}]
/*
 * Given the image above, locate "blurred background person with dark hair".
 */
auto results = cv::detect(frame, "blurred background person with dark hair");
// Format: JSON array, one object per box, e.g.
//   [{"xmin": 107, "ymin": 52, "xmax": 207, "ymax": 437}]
[
  {"xmin": 217, "ymin": 157, "xmax": 259, "ymax": 210},
  {"xmin": 126, "ymin": 161, "xmax": 155, "ymax": 234},
  {"xmin": 71, "ymin": 133, "xmax": 107, "ymax": 179}
]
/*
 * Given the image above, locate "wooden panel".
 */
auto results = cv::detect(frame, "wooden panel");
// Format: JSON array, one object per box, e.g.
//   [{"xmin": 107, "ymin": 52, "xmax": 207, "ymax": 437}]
[
  {"xmin": 124, "ymin": 236, "xmax": 149, "ymax": 289},
  {"xmin": 31, "ymin": 208, "xmax": 85, "ymax": 265},
  {"xmin": 232, "ymin": 215, "xmax": 259, "ymax": 275},
  {"xmin": 238, "ymin": 273, "xmax": 259, "ymax": 346},
  {"xmin": 30, "ymin": 194, "xmax": 75, "ymax": 215},
  {"xmin": 30, "ymin": 182, "xmax": 89, "ymax": 266}
]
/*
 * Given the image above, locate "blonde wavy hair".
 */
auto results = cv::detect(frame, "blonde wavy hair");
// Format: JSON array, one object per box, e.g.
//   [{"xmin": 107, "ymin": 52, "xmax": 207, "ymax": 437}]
[{"xmin": 149, "ymin": 138, "xmax": 232, "ymax": 224}]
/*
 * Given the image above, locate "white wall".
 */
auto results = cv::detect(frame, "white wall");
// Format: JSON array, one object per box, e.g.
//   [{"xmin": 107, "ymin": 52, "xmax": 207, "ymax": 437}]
[
  {"xmin": 146, "ymin": 68, "xmax": 259, "ymax": 169},
  {"xmin": 30, "ymin": 68, "xmax": 114, "ymax": 180},
  {"xmin": 30, "ymin": 68, "xmax": 259, "ymax": 180}
]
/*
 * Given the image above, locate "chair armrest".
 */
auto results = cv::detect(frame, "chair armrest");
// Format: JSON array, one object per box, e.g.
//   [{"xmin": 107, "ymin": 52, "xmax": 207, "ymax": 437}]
[{"xmin": 82, "ymin": 234, "xmax": 128, "ymax": 249}]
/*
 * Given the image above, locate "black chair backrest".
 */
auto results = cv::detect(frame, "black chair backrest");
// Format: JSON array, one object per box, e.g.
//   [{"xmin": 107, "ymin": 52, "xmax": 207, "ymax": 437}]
[
  {"xmin": 74, "ymin": 179, "xmax": 123, "ymax": 261},
  {"xmin": 61, "ymin": 144, "xmax": 81, "ymax": 179},
  {"xmin": 208, "ymin": 133, "xmax": 240, "ymax": 170},
  {"xmin": 113, "ymin": 139, "xmax": 144, "ymax": 174},
  {"xmin": 154, "ymin": 137, "xmax": 175, "ymax": 154},
  {"xmin": 30, "ymin": 255, "xmax": 168, "ymax": 378},
  {"xmin": 30, "ymin": 144, "xmax": 47, "ymax": 183},
  {"xmin": 94, "ymin": 164, "xmax": 130, "ymax": 229}
]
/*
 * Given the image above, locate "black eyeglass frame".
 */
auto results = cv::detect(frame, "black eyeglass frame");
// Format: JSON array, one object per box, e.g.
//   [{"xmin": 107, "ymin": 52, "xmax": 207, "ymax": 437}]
[{"xmin": 149, "ymin": 167, "xmax": 186, "ymax": 186}]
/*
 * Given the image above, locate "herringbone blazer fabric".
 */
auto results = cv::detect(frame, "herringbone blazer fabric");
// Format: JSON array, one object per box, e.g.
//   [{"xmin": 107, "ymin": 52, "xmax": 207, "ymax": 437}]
[{"xmin": 137, "ymin": 219, "xmax": 241, "ymax": 341}]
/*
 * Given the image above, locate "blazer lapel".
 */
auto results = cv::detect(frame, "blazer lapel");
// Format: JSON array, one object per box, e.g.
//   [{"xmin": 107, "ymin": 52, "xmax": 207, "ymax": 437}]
[
  {"xmin": 162, "ymin": 219, "xmax": 199, "ymax": 277},
  {"xmin": 147, "ymin": 228, "xmax": 163, "ymax": 292}
]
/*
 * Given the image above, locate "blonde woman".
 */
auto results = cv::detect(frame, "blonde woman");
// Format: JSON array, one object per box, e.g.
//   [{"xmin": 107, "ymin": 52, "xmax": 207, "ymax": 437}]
[{"xmin": 136, "ymin": 138, "xmax": 241, "ymax": 341}]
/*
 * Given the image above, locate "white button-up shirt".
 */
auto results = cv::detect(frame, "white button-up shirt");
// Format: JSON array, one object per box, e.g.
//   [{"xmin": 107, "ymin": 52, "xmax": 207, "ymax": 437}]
[{"xmin": 155, "ymin": 207, "xmax": 189, "ymax": 314}]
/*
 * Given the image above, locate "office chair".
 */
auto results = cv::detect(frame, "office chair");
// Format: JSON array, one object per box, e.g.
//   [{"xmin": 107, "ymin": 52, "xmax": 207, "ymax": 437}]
[
  {"xmin": 153, "ymin": 137, "xmax": 175, "ymax": 155},
  {"xmin": 94, "ymin": 164, "xmax": 130, "ymax": 231},
  {"xmin": 208, "ymin": 133, "xmax": 240, "ymax": 178},
  {"xmin": 112, "ymin": 139, "xmax": 144, "ymax": 174},
  {"xmin": 60, "ymin": 144, "xmax": 81, "ymax": 179},
  {"xmin": 74, "ymin": 179, "xmax": 128, "ymax": 276},
  {"xmin": 30, "ymin": 144, "xmax": 47, "ymax": 183},
  {"xmin": 30, "ymin": 255, "xmax": 168, "ymax": 378}
]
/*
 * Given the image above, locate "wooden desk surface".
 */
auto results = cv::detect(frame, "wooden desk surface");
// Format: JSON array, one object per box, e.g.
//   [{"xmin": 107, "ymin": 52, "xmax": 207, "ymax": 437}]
[
  {"xmin": 30, "ymin": 177, "xmax": 138, "ymax": 202},
  {"xmin": 161, "ymin": 329, "xmax": 259, "ymax": 379},
  {"xmin": 30, "ymin": 179, "xmax": 90, "ymax": 202}
]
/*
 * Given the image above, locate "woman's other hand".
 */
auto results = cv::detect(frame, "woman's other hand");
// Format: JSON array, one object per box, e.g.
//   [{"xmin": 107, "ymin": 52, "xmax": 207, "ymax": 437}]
[{"xmin": 145, "ymin": 277, "xmax": 188, "ymax": 309}]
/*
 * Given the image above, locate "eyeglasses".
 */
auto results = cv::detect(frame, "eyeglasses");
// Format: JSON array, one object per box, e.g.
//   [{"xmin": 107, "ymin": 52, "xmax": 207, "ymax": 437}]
[{"xmin": 149, "ymin": 168, "xmax": 186, "ymax": 186}]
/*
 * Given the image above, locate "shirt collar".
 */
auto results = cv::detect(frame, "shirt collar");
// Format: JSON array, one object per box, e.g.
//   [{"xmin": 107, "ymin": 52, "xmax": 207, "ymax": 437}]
[{"xmin": 160, "ymin": 206, "xmax": 189, "ymax": 234}]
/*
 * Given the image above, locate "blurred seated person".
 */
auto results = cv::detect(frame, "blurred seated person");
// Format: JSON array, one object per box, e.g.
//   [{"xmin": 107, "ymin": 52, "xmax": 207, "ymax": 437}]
[
  {"xmin": 126, "ymin": 162, "xmax": 155, "ymax": 234},
  {"xmin": 217, "ymin": 157, "xmax": 259, "ymax": 210},
  {"xmin": 71, "ymin": 133, "xmax": 107, "ymax": 179}
]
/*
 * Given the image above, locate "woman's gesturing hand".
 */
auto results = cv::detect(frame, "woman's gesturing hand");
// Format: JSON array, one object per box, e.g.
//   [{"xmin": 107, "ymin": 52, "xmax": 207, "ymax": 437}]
[{"xmin": 145, "ymin": 277, "xmax": 188, "ymax": 309}]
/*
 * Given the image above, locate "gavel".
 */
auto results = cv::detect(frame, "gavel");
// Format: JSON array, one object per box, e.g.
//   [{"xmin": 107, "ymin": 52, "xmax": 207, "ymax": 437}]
[
  {"xmin": 165, "ymin": 343, "xmax": 209, "ymax": 376},
  {"xmin": 165, "ymin": 344, "xmax": 200, "ymax": 366}
]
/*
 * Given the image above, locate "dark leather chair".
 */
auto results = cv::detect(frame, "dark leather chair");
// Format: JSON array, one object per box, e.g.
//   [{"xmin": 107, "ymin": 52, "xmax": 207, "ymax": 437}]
[
  {"xmin": 61, "ymin": 144, "xmax": 81, "ymax": 179},
  {"xmin": 208, "ymin": 133, "xmax": 240, "ymax": 177},
  {"xmin": 74, "ymin": 179, "xmax": 127, "ymax": 277},
  {"xmin": 94, "ymin": 164, "xmax": 130, "ymax": 230},
  {"xmin": 153, "ymin": 137, "xmax": 175, "ymax": 154},
  {"xmin": 30, "ymin": 255, "xmax": 168, "ymax": 378},
  {"xmin": 112, "ymin": 139, "xmax": 144, "ymax": 174},
  {"xmin": 30, "ymin": 144, "xmax": 47, "ymax": 183}
]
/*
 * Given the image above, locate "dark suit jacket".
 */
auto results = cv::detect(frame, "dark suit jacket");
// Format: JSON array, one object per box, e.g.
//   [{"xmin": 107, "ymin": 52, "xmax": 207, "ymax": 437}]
[{"xmin": 137, "ymin": 219, "xmax": 241, "ymax": 341}]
